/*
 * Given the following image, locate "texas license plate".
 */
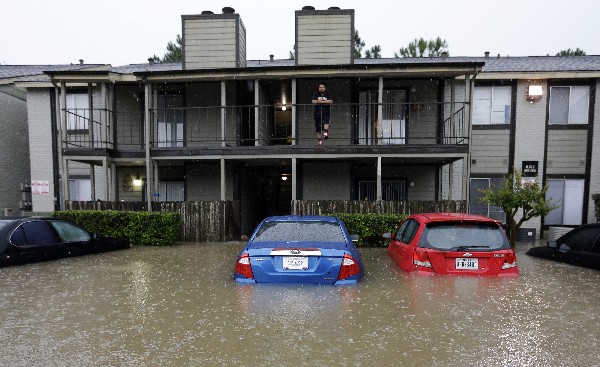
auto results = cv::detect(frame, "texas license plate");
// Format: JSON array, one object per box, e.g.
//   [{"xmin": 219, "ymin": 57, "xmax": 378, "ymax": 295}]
[
  {"xmin": 283, "ymin": 256, "xmax": 308, "ymax": 270},
  {"xmin": 455, "ymin": 258, "xmax": 478, "ymax": 270}
]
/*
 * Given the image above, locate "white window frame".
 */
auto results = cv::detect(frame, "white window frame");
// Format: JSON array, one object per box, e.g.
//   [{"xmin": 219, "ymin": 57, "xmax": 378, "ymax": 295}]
[
  {"xmin": 158, "ymin": 181, "xmax": 185, "ymax": 202},
  {"xmin": 469, "ymin": 178, "xmax": 506, "ymax": 222},
  {"xmin": 157, "ymin": 94, "xmax": 184, "ymax": 148},
  {"xmin": 548, "ymin": 86, "xmax": 590, "ymax": 125},
  {"xmin": 472, "ymin": 86, "xmax": 511, "ymax": 125},
  {"xmin": 545, "ymin": 178, "xmax": 584, "ymax": 225},
  {"xmin": 68, "ymin": 178, "xmax": 92, "ymax": 201}
]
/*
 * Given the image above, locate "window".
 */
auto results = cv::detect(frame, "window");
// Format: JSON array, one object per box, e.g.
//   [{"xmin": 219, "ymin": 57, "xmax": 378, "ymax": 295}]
[
  {"xmin": 549, "ymin": 86, "xmax": 589, "ymax": 125},
  {"xmin": 157, "ymin": 94, "xmax": 184, "ymax": 147},
  {"xmin": 395, "ymin": 219, "xmax": 419, "ymax": 244},
  {"xmin": 469, "ymin": 178, "xmax": 506, "ymax": 222},
  {"xmin": 18, "ymin": 221, "xmax": 61, "ymax": 246},
  {"xmin": 253, "ymin": 221, "xmax": 346, "ymax": 243},
  {"xmin": 69, "ymin": 178, "xmax": 92, "ymax": 201},
  {"xmin": 66, "ymin": 93, "xmax": 89, "ymax": 130},
  {"xmin": 358, "ymin": 180, "xmax": 406, "ymax": 201},
  {"xmin": 358, "ymin": 90, "xmax": 406, "ymax": 145},
  {"xmin": 545, "ymin": 179, "xmax": 584, "ymax": 225},
  {"xmin": 158, "ymin": 181, "xmax": 185, "ymax": 202},
  {"xmin": 473, "ymin": 86, "xmax": 511, "ymax": 125},
  {"xmin": 558, "ymin": 226, "xmax": 600, "ymax": 252},
  {"xmin": 50, "ymin": 221, "xmax": 91, "ymax": 242}
]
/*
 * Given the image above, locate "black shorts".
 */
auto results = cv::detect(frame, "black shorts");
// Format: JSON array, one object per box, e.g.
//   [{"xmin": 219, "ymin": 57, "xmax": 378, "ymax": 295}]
[{"xmin": 314, "ymin": 116, "xmax": 330, "ymax": 132}]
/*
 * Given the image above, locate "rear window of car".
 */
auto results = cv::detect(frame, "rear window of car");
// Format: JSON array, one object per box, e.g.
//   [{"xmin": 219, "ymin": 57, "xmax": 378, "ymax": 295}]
[
  {"xmin": 420, "ymin": 222, "xmax": 509, "ymax": 250},
  {"xmin": 252, "ymin": 221, "xmax": 346, "ymax": 243}
]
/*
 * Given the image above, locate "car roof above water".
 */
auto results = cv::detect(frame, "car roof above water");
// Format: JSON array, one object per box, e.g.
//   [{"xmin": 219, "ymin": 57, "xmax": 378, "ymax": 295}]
[
  {"xmin": 415, "ymin": 213, "xmax": 502, "ymax": 224},
  {"xmin": 262, "ymin": 215, "xmax": 339, "ymax": 223}
]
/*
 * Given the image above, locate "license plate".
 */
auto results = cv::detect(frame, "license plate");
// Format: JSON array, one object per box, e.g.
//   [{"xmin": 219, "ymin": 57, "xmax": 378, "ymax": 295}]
[
  {"xmin": 283, "ymin": 256, "xmax": 308, "ymax": 270},
  {"xmin": 455, "ymin": 258, "xmax": 478, "ymax": 270}
]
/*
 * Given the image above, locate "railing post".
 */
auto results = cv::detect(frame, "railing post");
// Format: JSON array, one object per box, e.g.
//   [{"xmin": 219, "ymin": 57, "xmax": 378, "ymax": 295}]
[
  {"xmin": 221, "ymin": 81, "xmax": 226, "ymax": 147},
  {"xmin": 291, "ymin": 78, "xmax": 297, "ymax": 145}
]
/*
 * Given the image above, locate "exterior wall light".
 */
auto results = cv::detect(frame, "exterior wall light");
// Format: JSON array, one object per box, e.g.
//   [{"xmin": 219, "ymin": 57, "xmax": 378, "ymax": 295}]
[
  {"xmin": 133, "ymin": 172, "xmax": 142, "ymax": 186},
  {"xmin": 526, "ymin": 85, "xmax": 543, "ymax": 102},
  {"xmin": 281, "ymin": 105, "xmax": 287, "ymax": 111}
]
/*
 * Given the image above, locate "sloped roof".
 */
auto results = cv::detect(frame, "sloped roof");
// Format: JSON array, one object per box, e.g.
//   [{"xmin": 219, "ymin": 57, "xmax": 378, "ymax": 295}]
[{"xmin": 0, "ymin": 64, "xmax": 108, "ymax": 80}]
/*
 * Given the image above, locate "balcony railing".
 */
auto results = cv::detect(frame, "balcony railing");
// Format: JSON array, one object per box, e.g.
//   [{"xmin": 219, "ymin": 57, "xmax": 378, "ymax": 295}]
[{"xmin": 62, "ymin": 102, "xmax": 469, "ymax": 151}]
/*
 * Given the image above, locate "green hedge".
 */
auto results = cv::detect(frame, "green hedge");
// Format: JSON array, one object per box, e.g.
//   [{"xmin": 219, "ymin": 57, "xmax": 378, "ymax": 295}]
[
  {"xmin": 328, "ymin": 213, "xmax": 407, "ymax": 247},
  {"xmin": 53, "ymin": 210, "xmax": 181, "ymax": 246},
  {"xmin": 593, "ymin": 194, "xmax": 600, "ymax": 222}
]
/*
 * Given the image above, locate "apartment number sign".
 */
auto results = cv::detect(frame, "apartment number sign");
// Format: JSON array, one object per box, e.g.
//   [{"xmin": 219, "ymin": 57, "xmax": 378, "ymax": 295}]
[{"xmin": 522, "ymin": 161, "xmax": 539, "ymax": 177}]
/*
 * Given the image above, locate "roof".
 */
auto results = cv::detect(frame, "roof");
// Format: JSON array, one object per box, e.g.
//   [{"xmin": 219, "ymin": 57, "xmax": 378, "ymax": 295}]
[
  {"xmin": 0, "ymin": 64, "xmax": 108, "ymax": 80},
  {"xmin": 416, "ymin": 213, "xmax": 501, "ymax": 223}
]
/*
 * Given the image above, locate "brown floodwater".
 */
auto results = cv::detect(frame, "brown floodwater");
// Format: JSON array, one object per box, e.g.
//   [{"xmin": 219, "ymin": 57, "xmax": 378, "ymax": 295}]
[{"xmin": 0, "ymin": 241, "xmax": 598, "ymax": 367}]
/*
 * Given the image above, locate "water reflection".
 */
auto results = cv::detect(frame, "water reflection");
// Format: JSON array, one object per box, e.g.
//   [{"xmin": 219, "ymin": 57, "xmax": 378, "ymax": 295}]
[{"xmin": 0, "ymin": 242, "xmax": 598, "ymax": 366}]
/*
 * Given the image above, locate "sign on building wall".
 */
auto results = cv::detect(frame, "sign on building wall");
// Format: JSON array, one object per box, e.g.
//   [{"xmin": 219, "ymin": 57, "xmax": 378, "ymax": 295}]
[
  {"xmin": 32, "ymin": 181, "xmax": 50, "ymax": 195},
  {"xmin": 522, "ymin": 161, "xmax": 539, "ymax": 177}
]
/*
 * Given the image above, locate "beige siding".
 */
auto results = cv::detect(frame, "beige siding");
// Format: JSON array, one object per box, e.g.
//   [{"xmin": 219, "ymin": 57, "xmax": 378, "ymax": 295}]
[
  {"xmin": 296, "ymin": 14, "xmax": 352, "ymax": 65},
  {"xmin": 546, "ymin": 129, "xmax": 587, "ymax": 175},
  {"xmin": 0, "ymin": 86, "xmax": 30, "ymax": 215},
  {"xmin": 183, "ymin": 17, "xmax": 244, "ymax": 69},
  {"xmin": 471, "ymin": 129, "xmax": 510, "ymax": 174},
  {"xmin": 27, "ymin": 88, "xmax": 55, "ymax": 212}
]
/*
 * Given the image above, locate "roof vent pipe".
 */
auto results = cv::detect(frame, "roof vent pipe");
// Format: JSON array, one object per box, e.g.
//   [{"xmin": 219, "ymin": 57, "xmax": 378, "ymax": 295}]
[
  {"xmin": 201, "ymin": 10, "xmax": 214, "ymax": 15},
  {"xmin": 302, "ymin": 6, "xmax": 315, "ymax": 10},
  {"xmin": 441, "ymin": 52, "xmax": 448, "ymax": 59},
  {"xmin": 484, "ymin": 51, "xmax": 490, "ymax": 58},
  {"xmin": 148, "ymin": 58, "xmax": 155, "ymax": 65},
  {"xmin": 222, "ymin": 7, "xmax": 235, "ymax": 14},
  {"xmin": 79, "ymin": 59, "xmax": 84, "ymax": 65},
  {"xmin": 270, "ymin": 55, "xmax": 274, "ymax": 61},
  {"xmin": 328, "ymin": 7, "xmax": 340, "ymax": 10}
]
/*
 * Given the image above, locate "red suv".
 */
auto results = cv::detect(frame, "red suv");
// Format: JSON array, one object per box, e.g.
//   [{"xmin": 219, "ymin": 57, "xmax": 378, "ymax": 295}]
[{"xmin": 386, "ymin": 213, "xmax": 518, "ymax": 276}]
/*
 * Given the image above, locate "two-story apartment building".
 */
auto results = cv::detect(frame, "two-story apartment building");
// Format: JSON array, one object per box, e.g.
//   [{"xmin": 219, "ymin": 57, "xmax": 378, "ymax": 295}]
[{"xmin": 13, "ymin": 6, "xmax": 600, "ymax": 237}]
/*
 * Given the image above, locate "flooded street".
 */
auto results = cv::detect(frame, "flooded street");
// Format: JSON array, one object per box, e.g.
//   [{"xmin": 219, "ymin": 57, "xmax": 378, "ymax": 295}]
[{"xmin": 1, "ymin": 241, "xmax": 599, "ymax": 366}]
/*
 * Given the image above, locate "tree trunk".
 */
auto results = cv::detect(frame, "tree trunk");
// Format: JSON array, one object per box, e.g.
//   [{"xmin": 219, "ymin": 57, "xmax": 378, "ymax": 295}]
[{"xmin": 507, "ymin": 217, "xmax": 518, "ymax": 249}]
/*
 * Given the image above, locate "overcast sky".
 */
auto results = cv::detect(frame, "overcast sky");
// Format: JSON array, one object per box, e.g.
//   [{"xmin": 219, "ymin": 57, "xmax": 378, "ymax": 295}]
[{"xmin": 2, "ymin": 0, "xmax": 599, "ymax": 66}]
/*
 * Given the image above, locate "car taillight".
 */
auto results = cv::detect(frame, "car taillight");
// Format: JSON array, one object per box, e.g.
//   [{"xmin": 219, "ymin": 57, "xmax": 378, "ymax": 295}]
[
  {"xmin": 338, "ymin": 254, "xmax": 360, "ymax": 280},
  {"xmin": 501, "ymin": 250, "xmax": 518, "ymax": 270},
  {"xmin": 413, "ymin": 248, "xmax": 433, "ymax": 269},
  {"xmin": 235, "ymin": 253, "xmax": 254, "ymax": 279}
]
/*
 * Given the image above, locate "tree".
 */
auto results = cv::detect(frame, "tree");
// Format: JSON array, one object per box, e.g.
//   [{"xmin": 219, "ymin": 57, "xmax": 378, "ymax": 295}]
[
  {"xmin": 150, "ymin": 34, "xmax": 183, "ymax": 63},
  {"xmin": 395, "ymin": 37, "xmax": 449, "ymax": 58},
  {"xmin": 364, "ymin": 45, "xmax": 382, "ymax": 59},
  {"xmin": 480, "ymin": 170, "xmax": 557, "ymax": 248},
  {"xmin": 556, "ymin": 48, "xmax": 586, "ymax": 56},
  {"xmin": 354, "ymin": 30, "xmax": 366, "ymax": 58}
]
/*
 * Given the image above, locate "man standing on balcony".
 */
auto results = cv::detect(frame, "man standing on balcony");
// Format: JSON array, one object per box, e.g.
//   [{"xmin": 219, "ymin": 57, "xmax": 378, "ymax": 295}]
[{"xmin": 312, "ymin": 83, "xmax": 333, "ymax": 145}]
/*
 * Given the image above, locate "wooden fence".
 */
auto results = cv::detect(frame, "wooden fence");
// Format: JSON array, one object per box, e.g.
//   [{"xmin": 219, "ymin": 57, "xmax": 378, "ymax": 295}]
[
  {"xmin": 291, "ymin": 200, "xmax": 467, "ymax": 216},
  {"xmin": 64, "ymin": 200, "xmax": 240, "ymax": 242}
]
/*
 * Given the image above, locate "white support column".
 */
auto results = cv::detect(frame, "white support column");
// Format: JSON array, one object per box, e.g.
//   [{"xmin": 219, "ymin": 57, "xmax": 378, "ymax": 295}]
[
  {"xmin": 291, "ymin": 78, "xmax": 297, "ymax": 145},
  {"xmin": 377, "ymin": 157, "xmax": 382, "ymax": 201},
  {"xmin": 90, "ymin": 164, "xmax": 96, "ymax": 201},
  {"xmin": 464, "ymin": 75, "xmax": 474, "ymax": 203},
  {"xmin": 88, "ymin": 83, "xmax": 94, "ymax": 143},
  {"xmin": 448, "ymin": 162, "xmax": 454, "ymax": 200},
  {"xmin": 100, "ymin": 83, "xmax": 107, "ymax": 147},
  {"xmin": 60, "ymin": 83, "xmax": 69, "ymax": 208},
  {"xmin": 111, "ymin": 163, "xmax": 117, "ymax": 201},
  {"xmin": 221, "ymin": 81, "xmax": 226, "ymax": 147},
  {"xmin": 153, "ymin": 160, "xmax": 159, "ymax": 201},
  {"xmin": 254, "ymin": 79, "xmax": 260, "ymax": 146},
  {"xmin": 102, "ymin": 158, "xmax": 109, "ymax": 201},
  {"xmin": 144, "ymin": 82, "xmax": 153, "ymax": 211},
  {"xmin": 220, "ymin": 158, "xmax": 226, "ymax": 200},
  {"xmin": 377, "ymin": 77, "xmax": 384, "ymax": 144},
  {"xmin": 292, "ymin": 158, "xmax": 297, "ymax": 201}
]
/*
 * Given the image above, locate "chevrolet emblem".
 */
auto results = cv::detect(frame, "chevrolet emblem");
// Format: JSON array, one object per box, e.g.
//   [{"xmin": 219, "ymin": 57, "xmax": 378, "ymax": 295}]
[{"xmin": 462, "ymin": 253, "xmax": 473, "ymax": 257}]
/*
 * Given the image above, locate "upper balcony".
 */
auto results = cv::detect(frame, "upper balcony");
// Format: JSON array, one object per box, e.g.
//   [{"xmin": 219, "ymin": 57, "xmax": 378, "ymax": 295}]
[{"xmin": 61, "ymin": 101, "xmax": 469, "ymax": 157}]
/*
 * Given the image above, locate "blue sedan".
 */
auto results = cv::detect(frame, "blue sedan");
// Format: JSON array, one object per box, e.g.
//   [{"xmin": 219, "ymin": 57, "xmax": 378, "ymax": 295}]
[{"xmin": 234, "ymin": 215, "xmax": 364, "ymax": 284}]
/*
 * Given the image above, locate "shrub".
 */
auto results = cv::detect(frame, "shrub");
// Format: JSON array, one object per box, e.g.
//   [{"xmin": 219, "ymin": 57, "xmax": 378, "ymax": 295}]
[
  {"xmin": 328, "ymin": 213, "xmax": 407, "ymax": 247},
  {"xmin": 593, "ymin": 194, "xmax": 600, "ymax": 222},
  {"xmin": 53, "ymin": 210, "xmax": 181, "ymax": 246}
]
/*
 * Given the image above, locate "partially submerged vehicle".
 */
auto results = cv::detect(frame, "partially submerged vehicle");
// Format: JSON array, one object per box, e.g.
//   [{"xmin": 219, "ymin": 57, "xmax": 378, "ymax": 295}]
[{"xmin": 0, "ymin": 217, "xmax": 130, "ymax": 267}]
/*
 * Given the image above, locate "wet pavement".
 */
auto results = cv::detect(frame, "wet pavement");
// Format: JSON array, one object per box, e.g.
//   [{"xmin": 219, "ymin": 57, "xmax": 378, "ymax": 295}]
[{"xmin": 0, "ymin": 241, "xmax": 599, "ymax": 366}]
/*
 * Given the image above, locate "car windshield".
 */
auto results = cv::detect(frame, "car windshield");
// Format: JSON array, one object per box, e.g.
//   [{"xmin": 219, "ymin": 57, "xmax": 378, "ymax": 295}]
[
  {"xmin": 252, "ymin": 221, "xmax": 346, "ymax": 243},
  {"xmin": 421, "ymin": 222, "xmax": 509, "ymax": 250}
]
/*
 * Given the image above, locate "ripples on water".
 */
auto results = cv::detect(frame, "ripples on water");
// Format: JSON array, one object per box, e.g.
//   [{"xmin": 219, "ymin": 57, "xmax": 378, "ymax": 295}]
[{"xmin": 0, "ymin": 242, "xmax": 598, "ymax": 366}]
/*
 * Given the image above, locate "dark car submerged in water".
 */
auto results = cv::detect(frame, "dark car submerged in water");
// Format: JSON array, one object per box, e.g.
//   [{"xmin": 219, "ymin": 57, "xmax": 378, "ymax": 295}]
[
  {"xmin": 526, "ymin": 223, "xmax": 600, "ymax": 271},
  {"xmin": 0, "ymin": 217, "xmax": 130, "ymax": 267}
]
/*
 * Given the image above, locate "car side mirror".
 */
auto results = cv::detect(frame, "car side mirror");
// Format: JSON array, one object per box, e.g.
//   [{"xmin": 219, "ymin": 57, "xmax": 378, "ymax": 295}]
[
  {"xmin": 382, "ymin": 232, "xmax": 392, "ymax": 239},
  {"xmin": 548, "ymin": 240, "xmax": 557, "ymax": 248},
  {"xmin": 349, "ymin": 234, "xmax": 359, "ymax": 243},
  {"xmin": 558, "ymin": 244, "xmax": 570, "ymax": 253}
]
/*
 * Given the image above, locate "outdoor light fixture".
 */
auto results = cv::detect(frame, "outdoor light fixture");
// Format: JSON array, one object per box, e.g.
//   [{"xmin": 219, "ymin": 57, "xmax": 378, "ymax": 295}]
[
  {"xmin": 281, "ymin": 175, "xmax": 288, "ymax": 181},
  {"xmin": 281, "ymin": 105, "xmax": 287, "ymax": 111},
  {"xmin": 133, "ymin": 172, "xmax": 142, "ymax": 186},
  {"xmin": 526, "ymin": 85, "xmax": 543, "ymax": 102}
]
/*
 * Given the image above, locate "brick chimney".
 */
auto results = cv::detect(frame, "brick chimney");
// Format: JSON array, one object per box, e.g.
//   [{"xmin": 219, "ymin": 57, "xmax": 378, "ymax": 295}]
[
  {"xmin": 181, "ymin": 7, "xmax": 246, "ymax": 69},
  {"xmin": 295, "ymin": 6, "xmax": 354, "ymax": 65}
]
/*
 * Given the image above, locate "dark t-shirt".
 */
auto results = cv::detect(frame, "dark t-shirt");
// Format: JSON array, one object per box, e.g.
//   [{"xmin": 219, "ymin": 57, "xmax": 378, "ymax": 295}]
[{"xmin": 312, "ymin": 91, "xmax": 332, "ymax": 119}]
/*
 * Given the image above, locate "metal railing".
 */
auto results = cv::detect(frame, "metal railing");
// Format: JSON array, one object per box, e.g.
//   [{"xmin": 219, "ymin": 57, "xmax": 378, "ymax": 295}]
[{"xmin": 63, "ymin": 101, "xmax": 469, "ymax": 150}]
